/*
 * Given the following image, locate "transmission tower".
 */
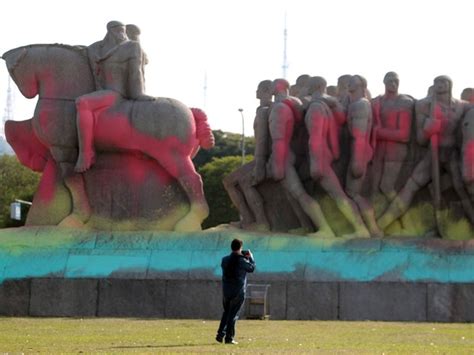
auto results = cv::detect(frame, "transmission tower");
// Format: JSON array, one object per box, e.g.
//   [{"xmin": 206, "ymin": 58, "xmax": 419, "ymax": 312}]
[
  {"xmin": 1, "ymin": 77, "xmax": 14, "ymax": 138},
  {"xmin": 203, "ymin": 71, "xmax": 208, "ymax": 110},
  {"xmin": 282, "ymin": 12, "xmax": 289, "ymax": 79}
]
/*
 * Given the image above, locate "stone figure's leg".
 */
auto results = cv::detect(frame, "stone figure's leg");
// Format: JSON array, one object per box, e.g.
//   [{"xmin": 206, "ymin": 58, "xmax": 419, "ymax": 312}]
[
  {"xmin": 377, "ymin": 153, "xmax": 431, "ymax": 230},
  {"xmin": 370, "ymin": 142, "xmax": 385, "ymax": 200},
  {"xmin": 223, "ymin": 173, "xmax": 256, "ymax": 228},
  {"xmin": 50, "ymin": 146, "xmax": 91, "ymax": 227},
  {"xmin": 240, "ymin": 175, "xmax": 270, "ymax": 231},
  {"xmin": 346, "ymin": 175, "xmax": 384, "ymax": 238},
  {"xmin": 319, "ymin": 169, "xmax": 370, "ymax": 238},
  {"xmin": 380, "ymin": 160, "xmax": 404, "ymax": 201},
  {"xmin": 75, "ymin": 91, "xmax": 118, "ymax": 172},
  {"xmin": 281, "ymin": 166, "xmax": 335, "ymax": 238},
  {"xmin": 284, "ymin": 190, "xmax": 314, "ymax": 232},
  {"xmin": 448, "ymin": 158, "xmax": 474, "ymax": 224}
]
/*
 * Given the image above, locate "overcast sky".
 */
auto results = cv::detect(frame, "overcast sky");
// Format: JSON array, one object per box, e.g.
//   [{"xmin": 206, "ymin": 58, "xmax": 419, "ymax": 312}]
[{"xmin": 1, "ymin": 0, "xmax": 474, "ymax": 135}]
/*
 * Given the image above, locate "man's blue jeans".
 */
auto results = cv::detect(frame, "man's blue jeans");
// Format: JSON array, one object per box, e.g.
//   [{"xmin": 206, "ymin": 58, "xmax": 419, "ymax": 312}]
[{"xmin": 217, "ymin": 292, "xmax": 245, "ymax": 341}]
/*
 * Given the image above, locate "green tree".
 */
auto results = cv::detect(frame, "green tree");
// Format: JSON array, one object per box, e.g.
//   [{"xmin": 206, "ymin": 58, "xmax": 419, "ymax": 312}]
[
  {"xmin": 193, "ymin": 130, "xmax": 255, "ymax": 168},
  {"xmin": 0, "ymin": 155, "xmax": 40, "ymax": 228},
  {"xmin": 199, "ymin": 155, "xmax": 253, "ymax": 228}
]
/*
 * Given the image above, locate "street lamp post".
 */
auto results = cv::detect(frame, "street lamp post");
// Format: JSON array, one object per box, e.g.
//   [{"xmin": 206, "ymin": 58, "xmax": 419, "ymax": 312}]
[{"xmin": 238, "ymin": 108, "xmax": 245, "ymax": 166}]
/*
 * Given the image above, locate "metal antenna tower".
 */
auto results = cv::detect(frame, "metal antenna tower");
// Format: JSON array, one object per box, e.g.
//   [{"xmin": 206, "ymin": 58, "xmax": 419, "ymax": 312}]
[
  {"xmin": 1, "ymin": 77, "xmax": 14, "ymax": 138},
  {"xmin": 282, "ymin": 12, "xmax": 289, "ymax": 79},
  {"xmin": 203, "ymin": 71, "xmax": 208, "ymax": 110}
]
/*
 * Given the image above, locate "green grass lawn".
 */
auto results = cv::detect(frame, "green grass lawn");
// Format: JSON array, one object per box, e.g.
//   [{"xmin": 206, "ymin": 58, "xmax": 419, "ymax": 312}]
[{"xmin": 0, "ymin": 318, "xmax": 472, "ymax": 353}]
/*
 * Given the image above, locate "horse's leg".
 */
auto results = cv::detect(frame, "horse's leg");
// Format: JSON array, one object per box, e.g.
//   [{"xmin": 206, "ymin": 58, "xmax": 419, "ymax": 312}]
[
  {"xmin": 150, "ymin": 150, "xmax": 209, "ymax": 232},
  {"xmin": 50, "ymin": 147, "xmax": 92, "ymax": 227}
]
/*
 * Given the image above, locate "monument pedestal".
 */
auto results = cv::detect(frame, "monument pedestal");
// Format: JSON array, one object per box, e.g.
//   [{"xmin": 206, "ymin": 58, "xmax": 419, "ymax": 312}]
[{"xmin": 0, "ymin": 227, "xmax": 473, "ymax": 321}]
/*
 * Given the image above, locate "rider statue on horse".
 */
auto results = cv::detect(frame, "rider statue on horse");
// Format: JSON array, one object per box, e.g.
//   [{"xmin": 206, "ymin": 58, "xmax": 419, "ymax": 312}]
[
  {"xmin": 2, "ymin": 21, "xmax": 215, "ymax": 231},
  {"xmin": 75, "ymin": 20, "xmax": 155, "ymax": 173}
]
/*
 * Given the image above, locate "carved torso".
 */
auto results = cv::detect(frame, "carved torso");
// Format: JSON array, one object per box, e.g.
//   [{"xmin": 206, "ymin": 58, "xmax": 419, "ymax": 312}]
[
  {"xmin": 378, "ymin": 95, "xmax": 413, "ymax": 130},
  {"xmin": 417, "ymin": 96, "xmax": 465, "ymax": 150},
  {"xmin": 88, "ymin": 41, "xmax": 141, "ymax": 98},
  {"xmin": 373, "ymin": 94, "xmax": 414, "ymax": 160}
]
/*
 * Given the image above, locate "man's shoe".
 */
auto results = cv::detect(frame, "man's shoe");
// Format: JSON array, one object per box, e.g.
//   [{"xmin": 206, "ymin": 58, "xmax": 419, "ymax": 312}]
[
  {"xmin": 215, "ymin": 335, "xmax": 224, "ymax": 343},
  {"xmin": 225, "ymin": 339, "xmax": 238, "ymax": 345}
]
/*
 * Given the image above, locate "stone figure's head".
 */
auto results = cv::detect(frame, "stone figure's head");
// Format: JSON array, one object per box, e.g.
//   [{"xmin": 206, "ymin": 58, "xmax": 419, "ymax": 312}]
[
  {"xmin": 433, "ymin": 75, "xmax": 452, "ymax": 96},
  {"xmin": 307, "ymin": 76, "xmax": 327, "ymax": 96},
  {"xmin": 126, "ymin": 24, "xmax": 141, "ymax": 41},
  {"xmin": 337, "ymin": 74, "xmax": 352, "ymax": 97},
  {"xmin": 383, "ymin": 71, "xmax": 399, "ymax": 94},
  {"xmin": 327, "ymin": 85, "xmax": 337, "ymax": 97},
  {"xmin": 461, "ymin": 88, "xmax": 474, "ymax": 103},
  {"xmin": 106, "ymin": 21, "xmax": 128, "ymax": 44},
  {"xmin": 256, "ymin": 80, "xmax": 273, "ymax": 102},
  {"xmin": 290, "ymin": 74, "xmax": 310, "ymax": 97},
  {"xmin": 348, "ymin": 75, "xmax": 367, "ymax": 96},
  {"xmin": 272, "ymin": 78, "xmax": 290, "ymax": 96},
  {"xmin": 295, "ymin": 74, "xmax": 310, "ymax": 86}
]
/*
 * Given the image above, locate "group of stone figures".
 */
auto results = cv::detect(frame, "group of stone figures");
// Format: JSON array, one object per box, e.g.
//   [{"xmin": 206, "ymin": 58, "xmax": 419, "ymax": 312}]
[
  {"xmin": 225, "ymin": 73, "xmax": 474, "ymax": 238},
  {"xmin": 3, "ymin": 21, "xmax": 214, "ymax": 231}
]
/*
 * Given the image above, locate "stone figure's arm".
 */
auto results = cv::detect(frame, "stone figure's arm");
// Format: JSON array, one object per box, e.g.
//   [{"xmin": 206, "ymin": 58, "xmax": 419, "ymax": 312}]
[
  {"xmin": 349, "ymin": 100, "xmax": 372, "ymax": 178},
  {"xmin": 306, "ymin": 103, "xmax": 328, "ymax": 179},
  {"xmin": 377, "ymin": 107, "xmax": 413, "ymax": 143},
  {"xmin": 268, "ymin": 103, "xmax": 294, "ymax": 181},
  {"xmin": 253, "ymin": 107, "xmax": 270, "ymax": 184},
  {"xmin": 87, "ymin": 45, "xmax": 101, "ymax": 90},
  {"xmin": 415, "ymin": 99, "xmax": 433, "ymax": 146},
  {"xmin": 324, "ymin": 95, "xmax": 346, "ymax": 125},
  {"xmin": 282, "ymin": 97, "xmax": 304, "ymax": 124},
  {"xmin": 127, "ymin": 43, "xmax": 154, "ymax": 101}
]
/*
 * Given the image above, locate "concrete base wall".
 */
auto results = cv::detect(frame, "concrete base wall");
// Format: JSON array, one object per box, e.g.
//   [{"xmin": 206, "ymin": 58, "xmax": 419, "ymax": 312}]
[{"xmin": 1, "ymin": 278, "xmax": 473, "ymax": 322}]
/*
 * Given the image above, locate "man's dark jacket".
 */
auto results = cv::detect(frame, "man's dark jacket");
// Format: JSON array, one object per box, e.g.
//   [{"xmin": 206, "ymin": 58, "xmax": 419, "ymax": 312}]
[{"xmin": 221, "ymin": 252, "xmax": 256, "ymax": 298}]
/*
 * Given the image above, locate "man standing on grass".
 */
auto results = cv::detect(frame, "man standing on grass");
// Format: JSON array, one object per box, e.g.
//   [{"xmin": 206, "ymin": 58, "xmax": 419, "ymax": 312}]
[{"xmin": 216, "ymin": 238, "xmax": 256, "ymax": 345}]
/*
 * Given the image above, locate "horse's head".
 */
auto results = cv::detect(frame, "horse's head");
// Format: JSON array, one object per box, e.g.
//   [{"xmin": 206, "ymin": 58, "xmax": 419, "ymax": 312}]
[
  {"xmin": 2, "ymin": 46, "xmax": 38, "ymax": 99},
  {"xmin": 3, "ymin": 44, "xmax": 94, "ymax": 100},
  {"xmin": 462, "ymin": 107, "xmax": 474, "ymax": 184}
]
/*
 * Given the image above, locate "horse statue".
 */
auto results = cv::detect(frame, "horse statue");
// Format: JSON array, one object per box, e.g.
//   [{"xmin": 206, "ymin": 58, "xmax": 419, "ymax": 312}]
[{"xmin": 2, "ymin": 44, "xmax": 214, "ymax": 231}]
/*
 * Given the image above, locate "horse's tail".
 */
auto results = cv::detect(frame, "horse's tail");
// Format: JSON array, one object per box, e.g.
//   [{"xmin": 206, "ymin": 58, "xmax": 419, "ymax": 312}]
[{"xmin": 191, "ymin": 107, "xmax": 215, "ymax": 150}]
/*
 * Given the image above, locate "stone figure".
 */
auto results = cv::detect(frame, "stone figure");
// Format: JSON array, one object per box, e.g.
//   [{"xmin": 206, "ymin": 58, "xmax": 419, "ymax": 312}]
[
  {"xmin": 75, "ymin": 20, "xmax": 154, "ymax": 173},
  {"xmin": 305, "ymin": 76, "xmax": 370, "ymax": 237},
  {"xmin": 461, "ymin": 88, "xmax": 474, "ymax": 103},
  {"xmin": 336, "ymin": 74, "xmax": 352, "ymax": 111},
  {"xmin": 377, "ymin": 76, "xmax": 474, "ymax": 233},
  {"xmin": 3, "ymin": 22, "xmax": 214, "ymax": 231},
  {"xmin": 268, "ymin": 78, "xmax": 335, "ymax": 237},
  {"xmin": 223, "ymin": 80, "xmax": 272, "ymax": 231},
  {"xmin": 289, "ymin": 74, "xmax": 310, "ymax": 99},
  {"xmin": 345, "ymin": 75, "xmax": 384, "ymax": 237},
  {"xmin": 326, "ymin": 85, "xmax": 338, "ymax": 97},
  {"xmin": 126, "ymin": 24, "xmax": 149, "ymax": 82},
  {"xmin": 371, "ymin": 72, "xmax": 415, "ymax": 203}
]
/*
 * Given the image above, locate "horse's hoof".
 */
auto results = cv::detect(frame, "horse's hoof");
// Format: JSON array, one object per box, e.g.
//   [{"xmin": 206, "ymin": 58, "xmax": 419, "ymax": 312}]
[
  {"xmin": 58, "ymin": 214, "xmax": 85, "ymax": 228},
  {"xmin": 173, "ymin": 214, "xmax": 203, "ymax": 232}
]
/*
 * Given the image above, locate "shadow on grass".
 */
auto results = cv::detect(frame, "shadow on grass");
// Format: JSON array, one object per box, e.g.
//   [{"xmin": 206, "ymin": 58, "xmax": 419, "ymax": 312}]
[{"xmin": 105, "ymin": 342, "xmax": 218, "ymax": 350}]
